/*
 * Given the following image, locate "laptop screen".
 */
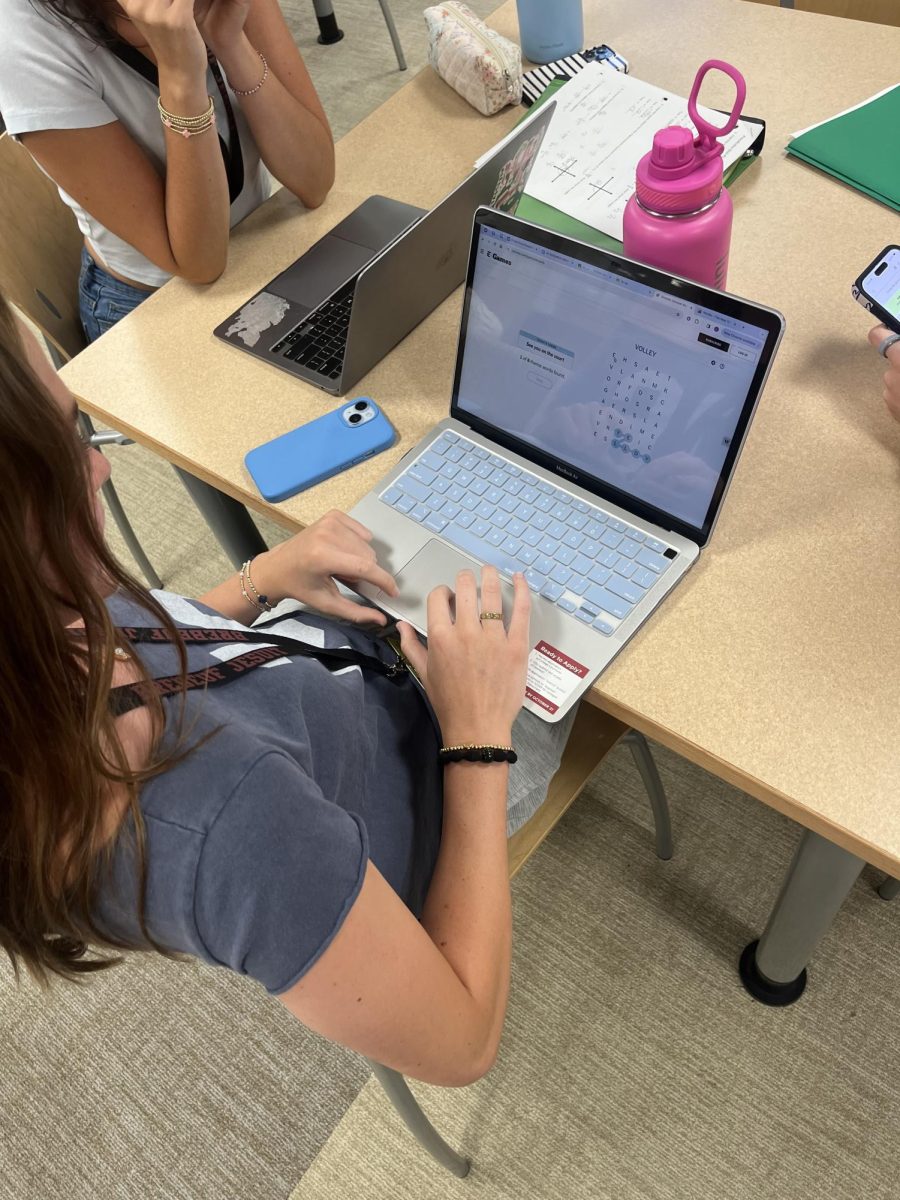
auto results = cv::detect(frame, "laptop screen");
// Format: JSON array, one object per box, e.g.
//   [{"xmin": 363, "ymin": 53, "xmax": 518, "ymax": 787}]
[{"xmin": 452, "ymin": 212, "xmax": 783, "ymax": 543}]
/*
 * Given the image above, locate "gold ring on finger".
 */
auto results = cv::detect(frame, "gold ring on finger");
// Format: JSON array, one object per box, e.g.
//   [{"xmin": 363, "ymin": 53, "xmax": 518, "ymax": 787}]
[{"xmin": 479, "ymin": 611, "xmax": 503, "ymax": 621}]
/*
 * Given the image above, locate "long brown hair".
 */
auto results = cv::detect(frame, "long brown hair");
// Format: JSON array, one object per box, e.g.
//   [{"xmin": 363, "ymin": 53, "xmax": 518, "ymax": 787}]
[{"xmin": 0, "ymin": 294, "xmax": 188, "ymax": 985}]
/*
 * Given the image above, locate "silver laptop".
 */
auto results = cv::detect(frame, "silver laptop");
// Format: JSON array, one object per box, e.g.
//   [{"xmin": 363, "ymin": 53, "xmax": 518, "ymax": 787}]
[
  {"xmin": 214, "ymin": 104, "xmax": 554, "ymax": 396},
  {"xmin": 351, "ymin": 207, "xmax": 785, "ymax": 722}
]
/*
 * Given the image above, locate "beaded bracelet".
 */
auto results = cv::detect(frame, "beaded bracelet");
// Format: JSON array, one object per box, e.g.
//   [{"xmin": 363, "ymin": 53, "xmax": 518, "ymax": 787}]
[
  {"xmin": 231, "ymin": 51, "xmax": 269, "ymax": 98},
  {"xmin": 438, "ymin": 745, "xmax": 518, "ymax": 765},
  {"xmin": 157, "ymin": 95, "xmax": 216, "ymax": 138},
  {"xmin": 239, "ymin": 558, "xmax": 273, "ymax": 614}
]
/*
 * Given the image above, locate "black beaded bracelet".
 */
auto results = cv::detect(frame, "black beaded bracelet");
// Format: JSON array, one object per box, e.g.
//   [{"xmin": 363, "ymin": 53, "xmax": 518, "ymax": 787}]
[{"xmin": 438, "ymin": 745, "xmax": 518, "ymax": 765}]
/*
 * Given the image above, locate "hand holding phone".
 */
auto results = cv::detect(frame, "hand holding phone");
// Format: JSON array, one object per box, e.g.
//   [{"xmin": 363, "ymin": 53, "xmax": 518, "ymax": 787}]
[
  {"xmin": 245, "ymin": 398, "xmax": 396, "ymax": 503},
  {"xmin": 853, "ymin": 245, "xmax": 900, "ymax": 335}
]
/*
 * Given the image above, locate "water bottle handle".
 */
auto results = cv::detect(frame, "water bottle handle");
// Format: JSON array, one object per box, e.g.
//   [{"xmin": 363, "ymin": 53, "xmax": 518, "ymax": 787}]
[{"xmin": 687, "ymin": 60, "xmax": 747, "ymax": 148}]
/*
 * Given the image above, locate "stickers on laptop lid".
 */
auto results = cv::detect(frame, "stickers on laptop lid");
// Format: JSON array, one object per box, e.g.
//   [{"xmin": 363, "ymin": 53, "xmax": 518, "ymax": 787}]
[{"xmin": 525, "ymin": 640, "xmax": 589, "ymax": 717}]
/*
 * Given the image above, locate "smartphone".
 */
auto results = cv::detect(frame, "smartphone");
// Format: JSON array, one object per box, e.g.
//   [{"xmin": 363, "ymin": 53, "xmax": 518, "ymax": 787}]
[
  {"xmin": 245, "ymin": 398, "xmax": 396, "ymax": 502},
  {"xmin": 852, "ymin": 245, "xmax": 900, "ymax": 334}
]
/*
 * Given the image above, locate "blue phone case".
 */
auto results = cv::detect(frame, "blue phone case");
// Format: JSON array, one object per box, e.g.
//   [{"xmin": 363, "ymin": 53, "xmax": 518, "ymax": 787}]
[{"xmin": 245, "ymin": 398, "xmax": 396, "ymax": 502}]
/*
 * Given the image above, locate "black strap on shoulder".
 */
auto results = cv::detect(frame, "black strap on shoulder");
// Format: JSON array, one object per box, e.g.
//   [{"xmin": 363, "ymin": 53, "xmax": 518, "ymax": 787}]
[
  {"xmin": 107, "ymin": 38, "xmax": 244, "ymax": 205},
  {"xmin": 109, "ymin": 624, "xmax": 408, "ymax": 716}
]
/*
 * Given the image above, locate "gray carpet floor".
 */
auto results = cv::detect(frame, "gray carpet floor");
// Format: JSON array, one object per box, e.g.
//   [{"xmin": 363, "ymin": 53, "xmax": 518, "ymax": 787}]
[
  {"xmin": 5, "ymin": 3, "xmax": 900, "ymax": 1199},
  {"xmin": 291, "ymin": 745, "xmax": 900, "ymax": 1200}
]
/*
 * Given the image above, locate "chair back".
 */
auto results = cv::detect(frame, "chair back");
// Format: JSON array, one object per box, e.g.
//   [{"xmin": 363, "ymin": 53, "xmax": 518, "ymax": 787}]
[{"xmin": 0, "ymin": 132, "xmax": 86, "ymax": 361}]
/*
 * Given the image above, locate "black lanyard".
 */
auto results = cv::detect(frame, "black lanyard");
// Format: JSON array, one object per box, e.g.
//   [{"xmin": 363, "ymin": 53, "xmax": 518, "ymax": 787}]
[
  {"xmin": 108, "ymin": 38, "xmax": 245, "ymax": 206},
  {"xmin": 110, "ymin": 624, "xmax": 409, "ymax": 716}
]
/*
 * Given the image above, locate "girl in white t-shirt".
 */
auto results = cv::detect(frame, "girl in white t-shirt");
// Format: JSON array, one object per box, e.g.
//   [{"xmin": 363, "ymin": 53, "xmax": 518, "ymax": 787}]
[{"xmin": 0, "ymin": 0, "xmax": 334, "ymax": 339}]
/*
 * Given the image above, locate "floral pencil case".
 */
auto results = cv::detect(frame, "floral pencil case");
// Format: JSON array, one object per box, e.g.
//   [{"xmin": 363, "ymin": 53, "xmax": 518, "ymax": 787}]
[{"xmin": 424, "ymin": 2, "xmax": 523, "ymax": 116}]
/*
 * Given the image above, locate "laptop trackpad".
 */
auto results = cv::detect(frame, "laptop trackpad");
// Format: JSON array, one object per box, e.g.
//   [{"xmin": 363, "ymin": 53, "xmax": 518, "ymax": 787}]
[
  {"xmin": 268, "ymin": 237, "xmax": 374, "ymax": 309},
  {"xmin": 380, "ymin": 539, "xmax": 516, "ymax": 630}
]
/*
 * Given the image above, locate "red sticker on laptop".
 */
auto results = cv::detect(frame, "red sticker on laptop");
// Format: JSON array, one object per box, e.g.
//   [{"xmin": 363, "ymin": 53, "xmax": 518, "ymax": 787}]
[{"xmin": 525, "ymin": 641, "xmax": 589, "ymax": 716}]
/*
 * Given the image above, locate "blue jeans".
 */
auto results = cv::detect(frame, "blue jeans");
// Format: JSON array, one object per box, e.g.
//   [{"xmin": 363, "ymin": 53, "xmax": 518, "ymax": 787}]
[{"xmin": 78, "ymin": 247, "xmax": 152, "ymax": 343}]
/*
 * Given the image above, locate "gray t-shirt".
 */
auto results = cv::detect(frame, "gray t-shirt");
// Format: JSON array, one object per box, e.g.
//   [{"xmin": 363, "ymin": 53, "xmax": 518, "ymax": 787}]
[
  {"xmin": 96, "ymin": 592, "xmax": 442, "ymax": 995},
  {"xmin": 0, "ymin": 0, "xmax": 270, "ymax": 286}
]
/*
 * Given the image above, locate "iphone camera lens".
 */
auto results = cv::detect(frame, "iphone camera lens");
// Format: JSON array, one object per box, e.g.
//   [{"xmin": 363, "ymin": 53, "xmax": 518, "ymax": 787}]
[
  {"xmin": 349, "ymin": 413, "xmax": 362, "ymax": 424},
  {"xmin": 354, "ymin": 401, "xmax": 368, "ymax": 411}
]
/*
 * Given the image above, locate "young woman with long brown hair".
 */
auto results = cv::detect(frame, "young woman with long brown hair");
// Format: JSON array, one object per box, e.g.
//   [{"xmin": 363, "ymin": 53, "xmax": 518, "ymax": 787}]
[{"xmin": 1, "ymin": 292, "xmax": 576, "ymax": 1085}]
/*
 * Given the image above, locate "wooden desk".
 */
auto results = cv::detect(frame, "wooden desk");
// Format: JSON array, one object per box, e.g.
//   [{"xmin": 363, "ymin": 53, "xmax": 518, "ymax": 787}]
[{"xmin": 61, "ymin": 0, "xmax": 900, "ymax": 1001}]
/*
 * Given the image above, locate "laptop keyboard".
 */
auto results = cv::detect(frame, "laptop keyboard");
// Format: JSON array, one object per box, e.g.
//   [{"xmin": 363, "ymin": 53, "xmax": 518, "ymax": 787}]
[
  {"xmin": 379, "ymin": 431, "xmax": 677, "ymax": 636},
  {"xmin": 271, "ymin": 284, "xmax": 355, "ymax": 379}
]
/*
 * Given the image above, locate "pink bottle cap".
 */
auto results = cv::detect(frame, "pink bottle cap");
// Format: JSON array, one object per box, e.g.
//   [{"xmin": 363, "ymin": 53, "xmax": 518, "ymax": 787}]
[
  {"xmin": 651, "ymin": 127, "xmax": 696, "ymax": 173},
  {"xmin": 635, "ymin": 126, "xmax": 724, "ymax": 215}
]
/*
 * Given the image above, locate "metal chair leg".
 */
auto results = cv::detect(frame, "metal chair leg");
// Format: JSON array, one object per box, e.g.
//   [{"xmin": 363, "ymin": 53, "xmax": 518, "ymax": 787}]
[
  {"xmin": 622, "ymin": 730, "xmax": 673, "ymax": 860},
  {"xmin": 368, "ymin": 1061, "xmax": 470, "ymax": 1177},
  {"xmin": 312, "ymin": 0, "xmax": 344, "ymax": 43},
  {"xmin": 173, "ymin": 466, "xmax": 267, "ymax": 569},
  {"xmin": 77, "ymin": 412, "xmax": 163, "ymax": 590},
  {"xmin": 878, "ymin": 875, "xmax": 900, "ymax": 901},
  {"xmin": 375, "ymin": 0, "xmax": 407, "ymax": 69},
  {"xmin": 100, "ymin": 478, "xmax": 163, "ymax": 590}
]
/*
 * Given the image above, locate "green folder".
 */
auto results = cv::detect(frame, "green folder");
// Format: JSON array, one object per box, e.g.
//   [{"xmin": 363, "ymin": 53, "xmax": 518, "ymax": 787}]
[
  {"xmin": 785, "ymin": 85, "xmax": 900, "ymax": 213},
  {"xmin": 514, "ymin": 79, "xmax": 764, "ymax": 253}
]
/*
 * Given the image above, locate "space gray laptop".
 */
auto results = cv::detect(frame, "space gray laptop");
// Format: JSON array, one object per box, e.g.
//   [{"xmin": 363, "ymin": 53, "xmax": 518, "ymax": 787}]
[
  {"xmin": 214, "ymin": 104, "xmax": 555, "ymax": 396},
  {"xmin": 351, "ymin": 207, "xmax": 785, "ymax": 722}
]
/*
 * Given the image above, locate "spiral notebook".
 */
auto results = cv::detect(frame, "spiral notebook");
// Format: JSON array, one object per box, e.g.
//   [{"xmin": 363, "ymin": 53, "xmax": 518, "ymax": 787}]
[{"xmin": 520, "ymin": 43, "xmax": 629, "ymax": 107}]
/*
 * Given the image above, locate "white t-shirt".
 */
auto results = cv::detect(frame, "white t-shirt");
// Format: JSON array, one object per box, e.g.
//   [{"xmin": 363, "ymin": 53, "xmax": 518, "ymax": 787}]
[{"xmin": 0, "ymin": 0, "xmax": 271, "ymax": 286}]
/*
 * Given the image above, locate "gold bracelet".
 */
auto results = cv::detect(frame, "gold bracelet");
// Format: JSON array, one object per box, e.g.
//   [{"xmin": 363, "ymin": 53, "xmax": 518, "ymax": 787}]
[
  {"xmin": 240, "ymin": 558, "xmax": 273, "ymax": 614},
  {"xmin": 157, "ymin": 95, "xmax": 216, "ymax": 137},
  {"xmin": 238, "ymin": 563, "xmax": 262, "ymax": 614},
  {"xmin": 158, "ymin": 94, "xmax": 215, "ymax": 125}
]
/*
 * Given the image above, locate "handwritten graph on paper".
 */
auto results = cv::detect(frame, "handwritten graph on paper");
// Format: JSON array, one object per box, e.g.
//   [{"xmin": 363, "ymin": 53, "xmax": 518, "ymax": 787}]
[
  {"xmin": 525, "ymin": 64, "xmax": 757, "ymax": 241},
  {"xmin": 594, "ymin": 350, "xmax": 679, "ymax": 465}
]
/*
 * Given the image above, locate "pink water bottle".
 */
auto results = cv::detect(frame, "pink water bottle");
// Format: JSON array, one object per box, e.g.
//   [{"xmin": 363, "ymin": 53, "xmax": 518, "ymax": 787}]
[{"xmin": 623, "ymin": 60, "xmax": 746, "ymax": 290}]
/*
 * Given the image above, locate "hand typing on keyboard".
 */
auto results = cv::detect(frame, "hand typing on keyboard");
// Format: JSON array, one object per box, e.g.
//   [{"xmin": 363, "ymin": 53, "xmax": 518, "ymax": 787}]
[
  {"xmin": 381, "ymin": 432, "xmax": 674, "ymax": 636},
  {"xmin": 246, "ymin": 509, "xmax": 398, "ymax": 626},
  {"xmin": 396, "ymin": 566, "xmax": 531, "ymax": 748}
]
